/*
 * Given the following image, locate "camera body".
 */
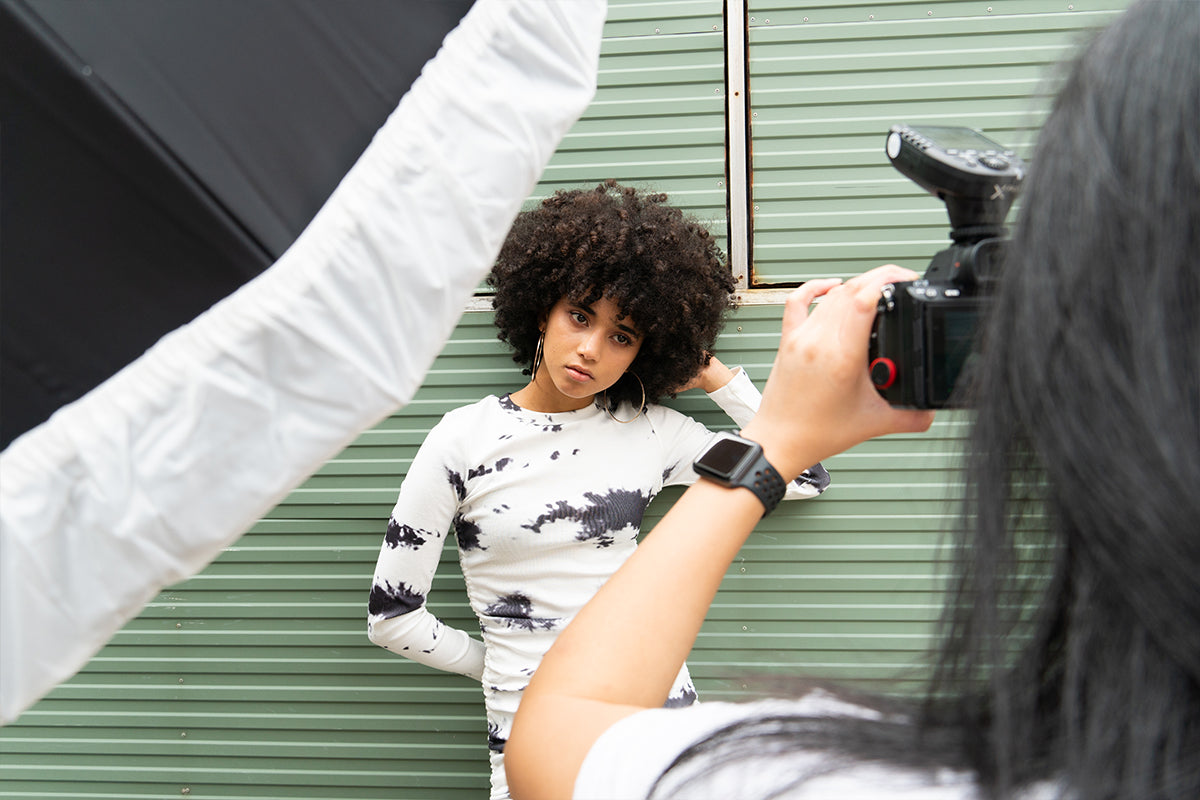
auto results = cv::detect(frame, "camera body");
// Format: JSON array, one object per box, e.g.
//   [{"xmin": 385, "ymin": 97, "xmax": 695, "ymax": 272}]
[{"xmin": 868, "ymin": 124, "xmax": 1025, "ymax": 409}]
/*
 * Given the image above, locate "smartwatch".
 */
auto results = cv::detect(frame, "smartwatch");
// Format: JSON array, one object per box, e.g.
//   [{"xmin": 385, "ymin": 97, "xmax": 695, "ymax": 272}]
[{"xmin": 693, "ymin": 432, "xmax": 786, "ymax": 517}]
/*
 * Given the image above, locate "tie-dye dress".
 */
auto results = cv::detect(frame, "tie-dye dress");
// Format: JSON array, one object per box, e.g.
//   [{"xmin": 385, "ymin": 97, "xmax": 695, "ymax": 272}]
[{"xmin": 367, "ymin": 369, "xmax": 830, "ymax": 798}]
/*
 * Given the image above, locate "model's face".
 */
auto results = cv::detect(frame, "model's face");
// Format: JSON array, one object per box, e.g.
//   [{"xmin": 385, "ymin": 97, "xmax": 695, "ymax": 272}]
[{"xmin": 528, "ymin": 295, "xmax": 643, "ymax": 413}]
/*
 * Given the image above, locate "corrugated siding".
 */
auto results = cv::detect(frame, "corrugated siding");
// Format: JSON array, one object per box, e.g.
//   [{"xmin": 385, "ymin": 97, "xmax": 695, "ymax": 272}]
[
  {"xmin": 0, "ymin": 2, "xmax": 1126, "ymax": 798},
  {"xmin": 472, "ymin": 0, "xmax": 730, "ymax": 295},
  {"xmin": 544, "ymin": 0, "xmax": 727, "ymax": 220},
  {"xmin": 746, "ymin": 0, "xmax": 1131, "ymax": 284}
]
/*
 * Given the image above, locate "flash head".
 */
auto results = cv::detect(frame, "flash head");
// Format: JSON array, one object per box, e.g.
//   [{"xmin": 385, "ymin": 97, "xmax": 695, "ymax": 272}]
[
  {"xmin": 886, "ymin": 124, "xmax": 1025, "ymax": 243},
  {"xmin": 868, "ymin": 125, "xmax": 1024, "ymax": 409}
]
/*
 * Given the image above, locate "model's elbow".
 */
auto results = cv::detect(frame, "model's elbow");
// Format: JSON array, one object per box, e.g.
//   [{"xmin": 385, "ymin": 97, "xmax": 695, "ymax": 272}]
[
  {"xmin": 366, "ymin": 618, "xmax": 385, "ymax": 649},
  {"xmin": 366, "ymin": 579, "xmax": 426, "ymax": 649},
  {"xmin": 367, "ymin": 615, "xmax": 406, "ymax": 650}
]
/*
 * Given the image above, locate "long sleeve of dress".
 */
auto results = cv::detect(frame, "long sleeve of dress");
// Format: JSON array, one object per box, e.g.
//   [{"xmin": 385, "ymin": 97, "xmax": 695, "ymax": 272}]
[
  {"xmin": 367, "ymin": 418, "xmax": 486, "ymax": 681},
  {"xmin": 705, "ymin": 367, "xmax": 761, "ymax": 429}
]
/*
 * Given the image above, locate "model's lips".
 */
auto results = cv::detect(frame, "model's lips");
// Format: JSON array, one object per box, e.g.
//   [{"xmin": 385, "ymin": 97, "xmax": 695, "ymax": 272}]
[{"xmin": 565, "ymin": 365, "xmax": 593, "ymax": 382}]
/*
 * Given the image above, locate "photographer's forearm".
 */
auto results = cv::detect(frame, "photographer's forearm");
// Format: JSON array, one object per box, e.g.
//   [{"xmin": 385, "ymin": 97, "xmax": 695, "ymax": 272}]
[
  {"xmin": 508, "ymin": 477, "xmax": 771, "ymax": 800},
  {"xmin": 515, "ymin": 417, "xmax": 814, "ymax": 710},
  {"xmin": 543, "ymin": 479, "xmax": 765, "ymax": 696}
]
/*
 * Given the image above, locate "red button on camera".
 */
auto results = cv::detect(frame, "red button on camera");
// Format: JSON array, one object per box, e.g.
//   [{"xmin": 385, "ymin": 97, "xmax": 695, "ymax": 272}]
[{"xmin": 870, "ymin": 358, "xmax": 897, "ymax": 389}]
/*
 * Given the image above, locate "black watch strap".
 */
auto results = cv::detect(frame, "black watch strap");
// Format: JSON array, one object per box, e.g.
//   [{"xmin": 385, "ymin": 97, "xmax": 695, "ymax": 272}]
[
  {"xmin": 694, "ymin": 434, "xmax": 787, "ymax": 517},
  {"xmin": 740, "ymin": 452, "xmax": 786, "ymax": 516}
]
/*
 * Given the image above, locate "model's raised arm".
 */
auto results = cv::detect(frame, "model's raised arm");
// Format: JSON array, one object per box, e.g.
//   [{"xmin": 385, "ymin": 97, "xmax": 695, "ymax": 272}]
[{"xmin": 505, "ymin": 266, "xmax": 935, "ymax": 800}]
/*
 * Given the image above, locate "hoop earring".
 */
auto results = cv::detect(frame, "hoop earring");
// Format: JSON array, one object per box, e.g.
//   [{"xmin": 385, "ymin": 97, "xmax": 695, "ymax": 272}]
[
  {"xmin": 604, "ymin": 373, "xmax": 645, "ymax": 424},
  {"xmin": 530, "ymin": 332, "xmax": 545, "ymax": 378}
]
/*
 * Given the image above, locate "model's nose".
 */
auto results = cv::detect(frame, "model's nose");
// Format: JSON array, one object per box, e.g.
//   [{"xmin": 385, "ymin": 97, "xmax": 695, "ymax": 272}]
[{"xmin": 578, "ymin": 330, "xmax": 602, "ymax": 360}]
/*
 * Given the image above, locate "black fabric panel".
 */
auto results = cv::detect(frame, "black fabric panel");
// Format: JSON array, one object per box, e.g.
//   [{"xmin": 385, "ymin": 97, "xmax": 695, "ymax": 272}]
[
  {"xmin": 0, "ymin": 0, "xmax": 472, "ymax": 448},
  {"xmin": 27, "ymin": 0, "xmax": 475, "ymax": 256},
  {"xmin": 1, "ymin": 1, "xmax": 272, "ymax": 447}
]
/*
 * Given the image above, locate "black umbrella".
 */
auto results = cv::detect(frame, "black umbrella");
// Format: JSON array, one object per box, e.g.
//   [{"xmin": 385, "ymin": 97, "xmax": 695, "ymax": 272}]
[{"xmin": 1, "ymin": 0, "xmax": 473, "ymax": 447}]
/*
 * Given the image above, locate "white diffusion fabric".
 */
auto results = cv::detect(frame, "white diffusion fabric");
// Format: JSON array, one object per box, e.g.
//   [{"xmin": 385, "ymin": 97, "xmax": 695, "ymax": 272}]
[{"xmin": 0, "ymin": 0, "xmax": 606, "ymax": 725}]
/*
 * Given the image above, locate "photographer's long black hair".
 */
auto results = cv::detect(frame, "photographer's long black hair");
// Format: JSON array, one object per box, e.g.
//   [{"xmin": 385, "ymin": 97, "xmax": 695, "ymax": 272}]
[{"xmin": 651, "ymin": 1, "xmax": 1200, "ymax": 797}]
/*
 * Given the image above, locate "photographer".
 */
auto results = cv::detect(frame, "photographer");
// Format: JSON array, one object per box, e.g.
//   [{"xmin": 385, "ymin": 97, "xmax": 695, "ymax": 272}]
[{"xmin": 506, "ymin": 1, "xmax": 1200, "ymax": 798}]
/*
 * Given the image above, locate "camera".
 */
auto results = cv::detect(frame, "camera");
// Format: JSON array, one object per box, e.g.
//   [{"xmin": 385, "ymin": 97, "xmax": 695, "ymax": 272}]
[{"xmin": 868, "ymin": 124, "xmax": 1025, "ymax": 409}]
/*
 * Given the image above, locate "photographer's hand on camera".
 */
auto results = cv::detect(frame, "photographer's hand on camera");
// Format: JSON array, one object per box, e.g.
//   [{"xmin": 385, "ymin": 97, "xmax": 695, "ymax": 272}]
[{"xmin": 741, "ymin": 265, "xmax": 936, "ymax": 480}]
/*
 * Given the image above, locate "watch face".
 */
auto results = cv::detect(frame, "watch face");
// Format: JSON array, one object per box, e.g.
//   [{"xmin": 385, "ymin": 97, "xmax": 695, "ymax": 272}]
[{"xmin": 699, "ymin": 437, "xmax": 754, "ymax": 477}]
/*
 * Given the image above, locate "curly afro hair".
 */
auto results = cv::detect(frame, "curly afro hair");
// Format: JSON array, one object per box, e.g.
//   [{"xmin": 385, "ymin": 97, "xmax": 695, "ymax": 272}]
[{"xmin": 489, "ymin": 180, "xmax": 737, "ymax": 411}]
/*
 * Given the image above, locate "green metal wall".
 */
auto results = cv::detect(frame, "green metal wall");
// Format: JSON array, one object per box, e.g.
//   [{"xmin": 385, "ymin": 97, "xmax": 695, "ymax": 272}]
[
  {"xmin": 0, "ymin": 1, "xmax": 1130, "ymax": 797},
  {"xmin": 536, "ymin": 1, "xmax": 729, "ymax": 241},
  {"xmin": 747, "ymin": 0, "xmax": 1131, "ymax": 284}
]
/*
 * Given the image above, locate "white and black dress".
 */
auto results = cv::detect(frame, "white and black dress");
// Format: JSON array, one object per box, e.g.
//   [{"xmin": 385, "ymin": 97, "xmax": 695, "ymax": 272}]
[{"xmin": 367, "ymin": 369, "xmax": 830, "ymax": 798}]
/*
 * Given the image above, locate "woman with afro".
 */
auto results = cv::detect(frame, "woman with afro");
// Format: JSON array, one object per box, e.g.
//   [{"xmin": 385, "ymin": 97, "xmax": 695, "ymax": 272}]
[{"xmin": 367, "ymin": 180, "xmax": 830, "ymax": 798}]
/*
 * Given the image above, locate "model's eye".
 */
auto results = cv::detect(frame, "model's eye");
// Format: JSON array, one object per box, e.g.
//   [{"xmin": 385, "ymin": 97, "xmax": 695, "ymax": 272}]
[
  {"xmin": 569, "ymin": 310, "xmax": 588, "ymax": 325},
  {"xmin": 613, "ymin": 333, "xmax": 632, "ymax": 346}
]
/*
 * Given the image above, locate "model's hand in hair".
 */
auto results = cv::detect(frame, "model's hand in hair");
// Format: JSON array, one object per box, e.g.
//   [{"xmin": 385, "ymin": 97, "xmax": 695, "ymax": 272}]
[{"xmin": 672, "ymin": 353, "xmax": 737, "ymax": 395}]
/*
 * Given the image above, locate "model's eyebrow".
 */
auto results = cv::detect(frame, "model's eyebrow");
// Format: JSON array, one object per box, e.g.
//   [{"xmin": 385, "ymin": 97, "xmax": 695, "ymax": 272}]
[
  {"xmin": 616, "ymin": 321, "xmax": 642, "ymax": 340},
  {"xmin": 572, "ymin": 301, "xmax": 641, "ymax": 340}
]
